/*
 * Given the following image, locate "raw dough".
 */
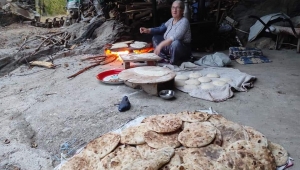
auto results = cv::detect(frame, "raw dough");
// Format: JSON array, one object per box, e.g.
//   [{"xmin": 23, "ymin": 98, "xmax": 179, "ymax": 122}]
[
  {"xmin": 206, "ymin": 73, "xmax": 220, "ymax": 78},
  {"xmin": 175, "ymin": 75, "xmax": 189, "ymax": 81},
  {"xmin": 201, "ymin": 83, "xmax": 214, "ymax": 90},
  {"xmin": 198, "ymin": 77, "xmax": 212, "ymax": 83},
  {"xmin": 185, "ymin": 79, "xmax": 201, "ymax": 85},
  {"xmin": 212, "ymin": 80, "xmax": 226, "ymax": 86},
  {"xmin": 189, "ymin": 72, "xmax": 202, "ymax": 79},
  {"xmin": 175, "ymin": 80, "xmax": 185, "ymax": 87},
  {"xmin": 184, "ymin": 84, "xmax": 198, "ymax": 90}
]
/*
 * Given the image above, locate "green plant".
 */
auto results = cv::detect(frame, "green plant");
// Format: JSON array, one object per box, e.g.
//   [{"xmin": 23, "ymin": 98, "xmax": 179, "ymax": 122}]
[{"xmin": 43, "ymin": 0, "xmax": 67, "ymax": 15}]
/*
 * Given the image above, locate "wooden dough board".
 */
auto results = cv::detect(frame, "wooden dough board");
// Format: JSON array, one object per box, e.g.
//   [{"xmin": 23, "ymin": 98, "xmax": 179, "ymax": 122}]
[
  {"xmin": 120, "ymin": 53, "xmax": 161, "ymax": 69},
  {"xmin": 118, "ymin": 66, "xmax": 176, "ymax": 95}
]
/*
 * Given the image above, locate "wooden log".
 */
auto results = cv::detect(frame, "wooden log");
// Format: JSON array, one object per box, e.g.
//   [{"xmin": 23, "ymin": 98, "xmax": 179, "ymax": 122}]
[{"xmin": 30, "ymin": 61, "xmax": 55, "ymax": 69}]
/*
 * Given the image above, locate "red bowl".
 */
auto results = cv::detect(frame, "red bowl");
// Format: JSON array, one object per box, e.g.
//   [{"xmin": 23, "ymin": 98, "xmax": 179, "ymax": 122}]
[{"xmin": 96, "ymin": 69, "xmax": 124, "ymax": 84}]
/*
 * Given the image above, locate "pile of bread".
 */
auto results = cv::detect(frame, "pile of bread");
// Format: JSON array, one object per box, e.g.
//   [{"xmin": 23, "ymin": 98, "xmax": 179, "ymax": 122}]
[
  {"xmin": 59, "ymin": 111, "xmax": 289, "ymax": 170},
  {"xmin": 175, "ymin": 72, "xmax": 232, "ymax": 90}
]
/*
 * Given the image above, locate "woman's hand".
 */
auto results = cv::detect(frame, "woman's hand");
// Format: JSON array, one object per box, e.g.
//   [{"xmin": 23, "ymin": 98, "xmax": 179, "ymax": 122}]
[
  {"xmin": 140, "ymin": 27, "xmax": 150, "ymax": 34},
  {"xmin": 154, "ymin": 45, "xmax": 162, "ymax": 55}
]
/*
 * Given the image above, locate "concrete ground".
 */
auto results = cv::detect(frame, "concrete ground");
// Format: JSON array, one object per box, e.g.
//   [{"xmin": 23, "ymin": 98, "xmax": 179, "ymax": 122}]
[{"xmin": 0, "ymin": 49, "xmax": 299, "ymax": 169}]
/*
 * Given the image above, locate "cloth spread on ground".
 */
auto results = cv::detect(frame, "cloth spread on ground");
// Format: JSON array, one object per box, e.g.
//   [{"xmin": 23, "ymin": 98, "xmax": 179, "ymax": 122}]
[
  {"xmin": 248, "ymin": 13, "xmax": 290, "ymax": 42},
  {"xmin": 176, "ymin": 67, "xmax": 256, "ymax": 102},
  {"xmin": 229, "ymin": 47, "xmax": 272, "ymax": 65},
  {"xmin": 194, "ymin": 52, "xmax": 231, "ymax": 67}
]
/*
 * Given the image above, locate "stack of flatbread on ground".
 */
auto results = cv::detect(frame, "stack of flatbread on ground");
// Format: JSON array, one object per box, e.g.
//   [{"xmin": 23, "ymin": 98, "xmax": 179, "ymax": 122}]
[{"xmin": 59, "ymin": 111, "xmax": 289, "ymax": 170}]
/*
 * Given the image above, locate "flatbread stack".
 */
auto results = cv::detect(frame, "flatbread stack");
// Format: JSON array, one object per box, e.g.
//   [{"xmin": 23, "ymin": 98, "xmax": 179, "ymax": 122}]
[{"xmin": 59, "ymin": 111, "xmax": 289, "ymax": 170}]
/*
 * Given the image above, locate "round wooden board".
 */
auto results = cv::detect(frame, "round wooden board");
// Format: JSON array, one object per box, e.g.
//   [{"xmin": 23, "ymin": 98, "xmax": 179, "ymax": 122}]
[{"xmin": 118, "ymin": 66, "xmax": 176, "ymax": 84}]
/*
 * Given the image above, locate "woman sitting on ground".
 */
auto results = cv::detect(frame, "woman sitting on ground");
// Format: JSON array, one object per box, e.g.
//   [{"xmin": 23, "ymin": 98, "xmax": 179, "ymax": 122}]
[{"xmin": 139, "ymin": 0, "xmax": 192, "ymax": 66}]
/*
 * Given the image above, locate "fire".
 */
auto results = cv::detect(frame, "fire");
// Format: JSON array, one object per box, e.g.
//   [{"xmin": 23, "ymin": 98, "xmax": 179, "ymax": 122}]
[{"xmin": 105, "ymin": 49, "xmax": 129, "ymax": 61}]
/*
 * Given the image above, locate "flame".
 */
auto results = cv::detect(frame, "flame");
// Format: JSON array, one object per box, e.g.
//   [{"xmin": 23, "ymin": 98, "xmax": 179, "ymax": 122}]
[
  {"xmin": 105, "ymin": 49, "xmax": 129, "ymax": 61},
  {"xmin": 133, "ymin": 47, "xmax": 154, "ymax": 54}
]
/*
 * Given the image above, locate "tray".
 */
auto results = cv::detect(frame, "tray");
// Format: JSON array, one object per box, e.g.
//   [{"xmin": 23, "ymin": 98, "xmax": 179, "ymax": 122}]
[{"xmin": 96, "ymin": 69, "xmax": 124, "ymax": 84}]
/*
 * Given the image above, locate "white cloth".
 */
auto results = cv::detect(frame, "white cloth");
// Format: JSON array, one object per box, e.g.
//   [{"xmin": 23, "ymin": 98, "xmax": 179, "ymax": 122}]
[{"xmin": 176, "ymin": 67, "xmax": 256, "ymax": 102}]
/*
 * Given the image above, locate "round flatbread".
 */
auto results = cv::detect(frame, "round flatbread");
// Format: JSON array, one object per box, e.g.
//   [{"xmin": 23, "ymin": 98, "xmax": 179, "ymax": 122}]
[
  {"xmin": 243, "ymin": 125, "xmax": 268, "ymax": 147},
  {"xmin": 60, "ymin": 155, "xmax": 90, "ymax": 170},
  {"xmin": 183, "ymin": 84, "xmax": 198, "ymax": 90},
  {"xmin": 201, "ymin": 83, "xmax": 214, "ymax": 90},
  {"xmin": 161, "ymin": 150, "xmax": 183, "ymax": 170},
  {"xmin": 144, "ymin": 131, "xmax": 181, "ymax": 149},
  {"xmin": 120, "ymin": 123, "xmax": 149, "ymax": 145},
  {"xmin": 212, "ymin": 128, "xmax": 223, "ymax": 146},
  {"xmin": 177, "ymin": 111, "xmax": 211, "ymax": 122},
  {"xmin": 101, "ymin": 145, "xmax": 141, "ymax": 169},
  {"xmin": 212, "ymin": 80, "xmax": 226, "ymax": 86},
  {"xmin": 122, "ymin": 147, "xmax": 175, "ymax": 170},
  {"xmin": 133, "ymin": 67, "xmax": 169, "ymax": 77},
  {"xmin": 136, "ymin": 144, "xmax": 157, "ymax": 159},
  {"xmin": 189, "ymin": 72, "xmax": 202, "ymax": 79},
  {"xmin": 268, "ymin": 141, "xmax": 289, "ymax": 166},
  {"xmin": 175, "ymin": 75, "xmax": 189, "ymax": 81},
  {"xmin": 147, "ymin": 114, "xmax": 182, "ymax": 133},
  {"xmin": 178, "ymin": 122, "xmax": 217, "ymax": 147},
  {"xmin": 175, "ymin": 80, "xmax": 185, "ymax": 87},
  {"xmin": 134, "ymin": 41, "xmax": 147, "ymax": 45},
  {"xmin": 206, "ymin": 73, "xmax": 220, "ymax": 78},
  {"xmin": 130, "ymin": 43, "xmax": 146, "ymax": 49},
  {"xmin": 111, "ymin": 43, "xmax": 128, "ymax": 49},
  {"xmin": 198, "ymin": 77, "xmax": 212, "ymax": 83},
  {"xmin": 208, "ymin": 114, "xmax": 248, "ymax": 148},
  {"xmin": 81, "ymin": 133, "xmax": 120, "ymax": 159},
  {"xmin": 185, "ymin": 79, "xmax": 201, "ymax": 85},
  {"xmin": 220, "ymin": 77, "xmax": 232, "ymax": 83},
  {"xmin": 224, "ymin": 140, "xmax": 276, "ymax": 170},
  {"xmin": 182, "ymin": 144, "xmax": 224, "ymax": 161},
  {"xmin": 217, "ymin": 150, "xmax": 265, "ymax": 170}
]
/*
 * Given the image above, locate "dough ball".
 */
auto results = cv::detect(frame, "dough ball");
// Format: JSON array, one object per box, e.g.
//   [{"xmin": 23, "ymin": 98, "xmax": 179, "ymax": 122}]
[
  {"xmin": 212, "ymin": 80, "xmax": 226, "ymax": 86},
  {"xmin": 175, "ymin": 75, "xmax": 189, "ymax": 81},
  {"xmin": 175, "ymin": 80, "xmax": 185, "ymax": 87},
  {"xmin": 184, "ymin": 84, "xmax": 198, "ymax": 90},
  {"xmin": 206, "ymin": 73, "xmax": 220, "ymax": 78},
  {"xmin": 189, "ymin": 72, "xmax": 202, "ymax": 79},
  {"xmin": 198, "ymin": 77, "xmax": 212, "ymax": 83},
  {"xmin": 201, "ymin": 83, "xmax": 215, "ymax": 90},
  {"xmin": 185, "ymin": 79, "xmax": 201, "ymax": 85}
]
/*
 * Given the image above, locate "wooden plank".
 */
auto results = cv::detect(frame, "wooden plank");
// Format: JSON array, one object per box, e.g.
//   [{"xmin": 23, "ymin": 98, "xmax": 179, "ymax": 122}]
[{"xmin": 120, "ymin": 53, "xmax": 161, "ymax": 62}]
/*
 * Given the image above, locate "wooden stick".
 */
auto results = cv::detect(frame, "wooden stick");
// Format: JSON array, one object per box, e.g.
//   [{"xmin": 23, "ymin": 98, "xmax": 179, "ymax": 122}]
[
  {"xmin": 81, "ymin": 55, "xmax": 106, "ymax": 61},
  {"xmin": 30, "ymin": 61, "xmax": 55, "ymax": 69},
  {"xmin": 67, "ymin": 55, "xmax": 117, "ymax": 79}
]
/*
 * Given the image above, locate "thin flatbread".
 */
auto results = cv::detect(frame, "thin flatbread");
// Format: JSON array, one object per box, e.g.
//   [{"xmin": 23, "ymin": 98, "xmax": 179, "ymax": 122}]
[
  {"xmin": 268, "ymin": 141, "xmax": 289, "ymax": 166},
  {"xmin": 212, "ymin": 128, "xmax": 223, "ymax": 146},
  {"xmin": 147, "ymin": 114, "xmax": 182, "ymax": 133},
  {"xmin": 101, "ymin": 145, "xmax": 141, "ymax": 170},
  {"xmin": 136, "ymin": 144, "xmax": 157, "ymax": 159},
  {"xmin": 144, "ymin": 130, "xmax": 181, "ymax": 149},
  {"xmin": 80, "ymin": 133, "xmax": 120, "ymax": 159},
  {"xmin": 110, "ymin": 43, "xmax": 128, "ymax": 49},
  {"xmin": 122, "ymin": 147, "xmax": 175, "ymax": 170},
  {"xmin": 130, "ymin": 43, "xmax": 146, "ymax": 49},
  {"xmin": 160, "ymin": 150, "xmax": 183, "ymax": 170},
  {"xmin": 177, "ymin": 111, "xmax": 211, "ymax": 122},
  {"xmin": 217, "ymin": 150, "xmax": 265, "ymax": 170},
  {"xmin": 120, "ymin": 123, "xmax": 149, "ymax": 145},
  {"xmin": 225, "ymin": 140, "xmax": 276, "ymax": 170},
  {"xmin": 208, "ymin": 114, "xmax": 248, "ymax": 147},
  {"xmin": 243, "ymin": 125, "xmax": 268, "ymax": 147},
  {"xmin": 178, "ymin": 122, "xmax": 217, "ymax": 147}
]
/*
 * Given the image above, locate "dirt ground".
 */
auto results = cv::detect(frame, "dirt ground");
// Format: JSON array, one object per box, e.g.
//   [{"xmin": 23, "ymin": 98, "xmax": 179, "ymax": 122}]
[{"xmin": 0, "ymin": 23, "xmax": 299, "ymax": 169}]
